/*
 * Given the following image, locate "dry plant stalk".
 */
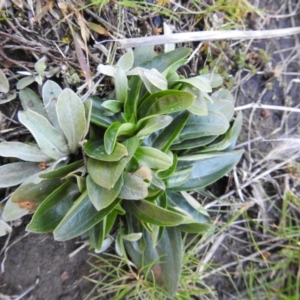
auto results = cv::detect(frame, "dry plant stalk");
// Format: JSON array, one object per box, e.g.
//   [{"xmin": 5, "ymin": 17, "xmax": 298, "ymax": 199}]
[{"xmin": 107, "ymin": 27, "xmax": 300, "ymax": 48}]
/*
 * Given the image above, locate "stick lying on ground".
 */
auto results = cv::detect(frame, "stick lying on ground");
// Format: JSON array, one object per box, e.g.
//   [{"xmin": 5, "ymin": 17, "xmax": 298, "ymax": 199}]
[{"xmin": 98, "ymin": 27, "xmax": 300, "ymax": 48}]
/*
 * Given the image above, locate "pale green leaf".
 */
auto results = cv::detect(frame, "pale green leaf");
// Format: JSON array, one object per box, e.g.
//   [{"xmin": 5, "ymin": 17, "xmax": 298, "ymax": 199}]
[
  {"xmin": 182, "ymin": 85, "xmax": 208, "ymax": 116},
  {"xmin": 114, "ymin": 66, "xmax": 128, "ymax": 103},
  {"xmin": 199, "ymin": 73, "xmax": 223, "ymax": 88},
  {"xmin": 172, "ymin": 76, "xmax": 212, "ymax": 93},
  {"xmin": 56, "ymin": 88, "xmax": 87, "ymax": 153},
  {"xmin": 87, "ymin": 175, "xmax": 123, "ymax": 210},
  {"xmin": 117, "ymin": 48, "xmax": 134, "ymax": 72},
  {"xmin": 137, "ymin": 115, "xmax": 173, "ymax": 138},
  {"xmin": 135, "ymin": 146, "xmax": 173, "ymax": 170},
  {"xmin": 87, "ymin": 136, "xmax": 139, "ymax": 189},
  {"xmin": 119, "ymin": 172, "xmax": 148, "ymax": 200},
  {"xmin": 34, "ymin": 56, "xmax": 47, "ymax": 75},
  {"xmin": 0, "ymin": 68, "xmax": 9, "ymax": 93},
  {"xmin": 122, "ymin": 232, "xmax": 142, "ymax": 242},
  {"xmin": 133, "ymin": 46, "xmax": 157, "ymax": 68},
  {"xmin": 17, "ymin": 76, "xmax": 35, "ymax": 90},
  {"xmin": 42, "ymin": 80, "xmax": 62, "ymax": 131},
  {"xmin": 97, "ymin": 64, "xmax": 116, "ymax": 77},
  {"xmin": 0, "ymin": 162, "xmax": 40, "ymax": 188},
  {"xmin": 128, "ymin": 68, "xmax": 168, "ymax": 94},
  {"xmin": 19, "ymin": 88, "xmax": 48, "ymax": 119},
  {"xmin": 101, "ymin": 100, "xmax": 122, "ymax": 113},
  {"xmin": 2, "ymin": 197, "xmax": 30, "ymax": 221},
  {"xmin": 176, "ymin": 111, "xmax": 229, "ymax": 142},
  {"xmin": 0, "ymin": 142, "xmax": 51, "ymax": 162},
  {"xmin": 18, "ymin": 110, "xmax": 69, "ymax": 160}
]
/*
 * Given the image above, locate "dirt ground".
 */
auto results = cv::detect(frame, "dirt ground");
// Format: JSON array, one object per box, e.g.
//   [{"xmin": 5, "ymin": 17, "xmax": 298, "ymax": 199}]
[
  {"xmin": 0, "ymin": 0, "xmax": 300, "ymax": 299},
  {"xmin": 0, "ymin": 217, "xmax": 93, "ymax": 300}
]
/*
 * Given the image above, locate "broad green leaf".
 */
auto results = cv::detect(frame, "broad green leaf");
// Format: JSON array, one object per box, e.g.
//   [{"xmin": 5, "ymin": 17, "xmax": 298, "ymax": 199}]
[
  {"xmin": 0, "ymin": 68, "xmax": 9, "ymax": 93},
  {"xmin": 141, "ymin": 48, "xmax": 191, "ymax": 73},
  {"xmin": 53, "ymin": 191, "xmax": 121, "ymax": 241},
  {"xmin": 0, "ymin": 162, "xmax": 40, "ymax": 188},
  {"xmin": 90, "ymin": 105, "xmax": 115, "ymax": 128},
  {"xmin": 133, "ymin": 45, "xmax": 157, "ymax": 68},
  {"xmin": 170, "ymin": 135, "xmax": 217, "ymax": 151},
  {"xmin": 89, "ymin": 210, "xmax": 117, "ymax": 251},
  {"xmin": 104, "ymin": 122, "xmax": 121, "ymax": 155},
  {"xmin": 19, "ymin": 88, "xmax": 48, "ymax": 119},
  {"xmin": 124, "ymin": 76, "xmax": 142, "ymax": 122},
  {"xmin": 152, "ymin": 110, "xmax": 189, "ymax": 152},
  {"xmin": 163, "ymin": 58, "xmax": 187, "ymax": 79},
  {"xmin": 200, "ymin": 130, "xmax": 233, "ymax": 153},
  {"xmin": 87, "ymin": 136, "xmax": 139, "ymax": 189},
  {"xmin": 156, "ymin": 154, "xmax": 178, "ymax": 179},
  {"xmin": 182, "ymin": 85, "xmax": 208, "ymax": 116},
  {"xmin": 178, "ymin": 151, "xmax": 239, "ymax": 161},
  {"xmin": 171, "ymin": 76, "xmax": 212, "ymax": 93},
  {"xmin": 84, "ymin": 140, "xmax": 128, "ymax": 161},
  {"xmin": 122, "ymin": 232, "xmax": 143, "ymax": 242},
  {"xmin": 135, "ymin": 146, "xmax": 173, "ymax": 170},
  {"xmin": 0, "ymin": 219, "xmax": 11, "ymax": 236},
  {"xmin": 89, "ymin": 220, "xmax": 105, "ymax": 251},
  {"xmin": 211, "ymin": 88, "xmax": 235, "ymax": 103},
  {"xmin": 16, "ymin": 76, "xmax": 35, "ymax": 90},
  {"xmin": 118, "ymin": 172, "xmax": 148, "ymax": 200},
  {"xmin": 164, "ymin": 167, "xmax": 193, "ymax": 188},
  {"xmin": 225, "ymin": 111, "xmax": 243, "ymax": 151},
  {"xmin": 34, "ymin": 56, "xmax": 47, "ymax": 75},
  {"xmin": 83, "ymin": 99, "xmax": 92, "ymax": 137},
  {"xmin": 199, "ymin": 73, "xmax": 223, "ymax": 88},
  {"xmin": 11, "ymin": 171, "xmax": 62, "ymax": 210},
  {"xmin": 57, "ymin": 88, "xmax": 87, "ymax": 153},
  {"xmin": 105, "ymin": 122, "xmax": 136, "ymax": 155},
  {"xmin": 172, "ymin": 150, "xmax": 244, "ymax": 191},
  {"xmin": 136, "ymin": 115, "xmax": 173, "ymax": 138},
  {"xmin": 175, "ymin": 111, "xmax": 229, "ymax": 143},
  {"xmin": 117, "ymin": 48, "xmax": 134, "ymax": 72},
  {"xmin": 125, "ymin": 200, "xmax": 185, "ymax": 226},
  {"xmin": 0, "ymin": 142, "xmax": 51, "ymax": 162},
  {"xmin": 207, "ymin": 99, "xmax": 234, "ymax": 121},
  {"xmin": 26, "ymin": 181, "xmax": 80, "ymax": 233},
  {"xmin": 39, "ymin": 160, "xmax": 83, "ymax": 179},
  {"xmin": 114, "ymin": 66, "xmax": 128, "ymax": 103},
  {"xmin": 167, "ymin": 191, "xmax": 210, "ymax": 233},
  {"xmin": 87, "ymin": 175, "xmax": 123, "ymax": 210},
  {"xmin": 124, "ymin": 227, "xmax": 182, "ymax": 295},
  {"xmin": 42, "ymin": 80, "xmax": 62, "ymax": 131},
  {"xmin": 18, "ymin": 110, "xmax": 69, "ymax": 160},
  {"xmin": 72, "ymin": 174, "xmax": 86, "ymax": 192},
  {"xmin": 128, "ymin": 68, "xmax": 167, "ymax": 94},
  {"xmin": 2, "ymin": 197, "xmax": 30, "ymax": 221},
  {"xmin": 101, "ymin": 100, "xmax": 122, "ymax": 113},
  {"xmin": 138, "ymin": 90, "xmax": 195, "ymax": 119}
]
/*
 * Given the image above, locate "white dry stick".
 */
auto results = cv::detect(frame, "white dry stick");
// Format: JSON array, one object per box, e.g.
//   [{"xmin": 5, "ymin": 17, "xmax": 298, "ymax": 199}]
[
  {"xmin": 102, "ymin": 27, "xmax": 300, "ymax": 48},
  {"xmin": 235, "ymin": 103, "xmax": 300, "ymax": 114}
]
